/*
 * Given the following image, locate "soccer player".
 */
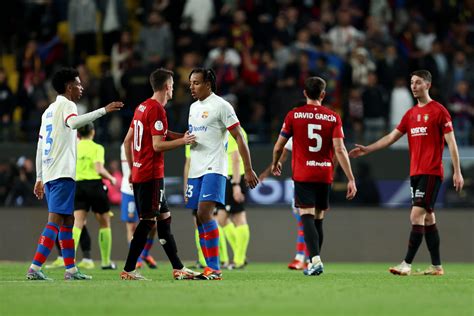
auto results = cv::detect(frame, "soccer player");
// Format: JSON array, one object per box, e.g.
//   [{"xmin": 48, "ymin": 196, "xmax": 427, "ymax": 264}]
[
  {"xmin": 120, "ymin": 143, "xmax": 157, "ymax": 269},
  {"xmin": 120, "ymin": 68, "xmax": 198, "ymax": 281},
  {"xmin": 259, "ymin": 137, "xmax": 309, "ymax": 270},
  {"xmin": 215, "ymin": 126, "xmax": 250, "ymax": 269},
  {"xmin": 72, "ymin": 122, "xmax": 117, "ymax": 270},
  {"xmin": 186, "ymin": 68, "xmax": 259, "ymax": 280},
  {"xmin": 272, "ymin": 76, "xmax": 357, "ymax": 276},
  {"xmin": 349, "ymin": 70, "xmax": 464, "ymax": 276},
  {"xmin": 27, "ymin": 67, "xmax": 123, "ymax": 280}
]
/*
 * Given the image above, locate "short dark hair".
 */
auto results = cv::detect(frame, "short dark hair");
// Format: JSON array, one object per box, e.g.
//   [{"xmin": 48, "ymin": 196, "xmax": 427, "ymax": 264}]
[
  {"xmin": 52, "ymin": 67, "xmax": 79, "ymax": 94},
  {"xmin": 411, "ymin": 70, "xmax": 432, "ymax": 83},
  {"xmin": 149, "ymin": 68, "xmax": 174, "ymax": 91},
  {"xmin": 304, "ymin": 77, "xmax": 326, "ymax": 100},
  {"xmin": 77, "ymin": 122, "xmax": 94, "ymax": 137},
  {"xmin": 189, "ymin": 68, "xmax": 217, "ymax": 92}
]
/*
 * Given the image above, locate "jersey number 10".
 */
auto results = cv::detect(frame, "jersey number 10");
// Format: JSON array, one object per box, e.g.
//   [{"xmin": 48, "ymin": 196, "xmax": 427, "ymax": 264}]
[
  {"xmin": 308, "ymin": 123, "xmax": 322, "ymax": 152},
  {"xmin": 133, "ymin": 120, "xmax": 144, "ymax": 152}
]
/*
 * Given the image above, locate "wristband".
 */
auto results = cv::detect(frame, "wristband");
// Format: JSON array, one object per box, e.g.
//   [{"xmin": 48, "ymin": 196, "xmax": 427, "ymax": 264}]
[{"xmin": 232, "ymin": 182, "xmax": 240, "ymax": 186}]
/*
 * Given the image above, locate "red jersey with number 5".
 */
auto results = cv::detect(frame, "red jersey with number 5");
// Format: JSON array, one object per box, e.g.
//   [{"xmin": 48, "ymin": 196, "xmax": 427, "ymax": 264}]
[
  {"xmin": 130, "ymin": 98, "xmax": 168, "ymax": 183},
  {"xmin": 280, "ymin": 104, "xmax": 344, "ymax": 183},
  {"xmin": 396, "ymin": 100, "xmax": 453, "ymax": 178}
]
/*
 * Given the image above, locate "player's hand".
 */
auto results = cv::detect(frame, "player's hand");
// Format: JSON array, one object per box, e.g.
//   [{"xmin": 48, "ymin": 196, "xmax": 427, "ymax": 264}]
[
  {"xmin": 348, "ymin": 144, "xmax": 368, "ymax": 158},
  {"xmin": 453, "ymin": 172, "xmax": 464, "ymax": 192},
  {"xmin": 110, "ymin": 176, "xmax": 117, "ymax": 186},
  {"xmin": 182, "ymin": 131, "xmax": 196, "ymax": 145},
  {"xmin": 271, "ymin": 162, "xmax": 282, "ymax": 176},
  {"xmin": 104, "ymin": 101, "xmax": 124, "ymax": 113},
  {"xmin": 33, "ymin": 180, "xmax": 44, "ymax": 200},
  {"xmin": 346, "ymin": 180, "xmax": 357, "ymax": 200},
  {"xmin": 232, "ymin": 185, "xmax": 245, "ymax": 203},
  {"xmin": 244, "ymin": 169, "xmax": 259, "ymax": 189}
]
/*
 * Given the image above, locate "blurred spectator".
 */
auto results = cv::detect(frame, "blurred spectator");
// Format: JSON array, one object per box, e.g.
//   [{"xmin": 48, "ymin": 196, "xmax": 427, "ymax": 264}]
[
  {"xmin": 5, "ymin": 156, "xmax": 37, "ymax": 207},
  {"xmin": 344, "ymin": 86, "xmax": 364, "ymax": 144},
  {"xmin": 376, "ymin": 44, "xmax": 409, "ymax": 91},
  {"xmin": 389, "ymin": 77, "xmax": 413, "ymax": 148},
  {"xmin": 230, "ymin": 10, "xmax": 254, "ymax": 53},
  {"xmin": 362, "ymin": 72, "xmax": 389, "ymax": 143},
  {"xmin": 350, "ymin": 47, "xmax": 376, "ymax": 87},
  {"xmin": 448, "ymin": 80, "xmax": 473, "ymax": 146},
  {"xmin": 182, "ymin": 0, "xmax": 214, "ymax": 37},
  {"xmin": 111, "ymin": 30, "xmax": 134, "ymax": 91},
  {"xmin": 0, "ymin": 68, "xmax": 14, "ymax": 141},
  {"xmin": 68, "ymin": 0, "xmax": 98, "ymax": 64},
  {"xmin": 98, "ymin": 0, "xmax": 128, "ymax": 56},
  {"xmin": 138, "ymin": 11, "xmax": 174, "ymax": 67},
  {"xmin": 326, "ymin": 9, "xmax": 365, "ymax": 58}
]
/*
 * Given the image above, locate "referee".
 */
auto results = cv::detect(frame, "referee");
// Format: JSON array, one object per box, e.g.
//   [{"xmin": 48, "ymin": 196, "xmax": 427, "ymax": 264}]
[{"xmin": 72, "ymin": 123, "xmax": 117, "ymax": 270}]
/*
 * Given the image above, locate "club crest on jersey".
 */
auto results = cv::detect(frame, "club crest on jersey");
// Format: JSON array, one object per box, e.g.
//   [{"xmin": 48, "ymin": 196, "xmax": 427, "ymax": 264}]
[
  {"xmin": 155, "ymin": 120, "xmax": 164, "ymax": 131},
  {"xmin": 423, "ymin": 114, "xmax": 429, "ymax": 122},
  {"xmin": 201, "ymin": 111, "xmax": 209, "ymax": 119}
]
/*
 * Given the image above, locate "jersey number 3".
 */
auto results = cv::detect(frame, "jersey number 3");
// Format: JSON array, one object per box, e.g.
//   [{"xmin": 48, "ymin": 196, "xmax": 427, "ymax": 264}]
[
  {"xmin": 133, "ymin": 120, "xmax": 144, "ymax": 152},
  {"xmin": 308, "ymin": 124, "xmax": 322, "ymax": 152}
]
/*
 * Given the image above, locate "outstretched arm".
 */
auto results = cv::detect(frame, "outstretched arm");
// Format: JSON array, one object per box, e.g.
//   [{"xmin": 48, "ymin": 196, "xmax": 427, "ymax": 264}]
[
  {"xmin": 153, "ymin": 131, "xmax": 196, "ymax": 152},
  {"xmin": 67, "ymin": 102, "xmax": 123, "ymax": 129},
  {"xmin": 445, "ymin": 131, "xmax": 464, "ymax": 192},
  {"xmin": 229, "ymin": 126, "xmax": 259, "ymax": 189},
  {"xmin": 349, "ymin": 129, "xmax": 403, "ymax": 158}
]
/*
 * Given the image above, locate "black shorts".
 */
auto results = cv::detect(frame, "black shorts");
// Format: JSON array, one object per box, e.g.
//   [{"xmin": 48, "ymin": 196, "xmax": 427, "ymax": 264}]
[
  {"xmin": 294, "ymin": 181, "xmax": 330, "ymax": 210},
  {"xmin": 410, "ymin": 175, "xmax": 442, "ymax": 213},
  {"xmin": 133, "ymin": 178, "xmax": 169, "ymax": 219},
  {"xmin": 217, "ymin": 178, "xmax": 248, "ymax": 213},
  {"xmin": 74, "ymin": 180, "xmax": 110, "ymax": 214}
]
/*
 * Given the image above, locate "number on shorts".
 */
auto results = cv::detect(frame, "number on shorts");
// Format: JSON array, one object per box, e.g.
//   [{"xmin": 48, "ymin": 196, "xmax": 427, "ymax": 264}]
[{"xmin": 186, "ymin": 184, "xmax": 194, "ymax": 198}]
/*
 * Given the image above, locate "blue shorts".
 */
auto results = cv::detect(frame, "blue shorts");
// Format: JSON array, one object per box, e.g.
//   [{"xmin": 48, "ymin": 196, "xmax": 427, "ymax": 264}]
[
  {"xmin": 44, "ymin": 178, "xmax": 76, "ymax": 215},
  {"xmin": 185, "ymin": 173, "xmax": 226, "ymax": 209},
  {"xmin": 121, "ymin": 192, "xmax": 138, "ymax": 223}
]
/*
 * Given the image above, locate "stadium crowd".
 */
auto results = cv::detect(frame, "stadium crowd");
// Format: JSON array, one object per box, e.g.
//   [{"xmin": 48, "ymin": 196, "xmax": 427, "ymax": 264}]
[{"xmin": 0, "ymin": 0, "xmax": 473, "ymax": 206}]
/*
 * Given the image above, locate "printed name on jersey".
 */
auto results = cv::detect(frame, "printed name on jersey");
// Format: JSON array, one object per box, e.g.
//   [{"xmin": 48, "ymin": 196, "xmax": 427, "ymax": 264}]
[
  {"xmin": 306, "ymin": 160, "xmax": 332, "ymax": 167},
  {"xmin": 138, "ymin": 104, "xmax": 147, "ymax": 112},
  {"xmin": 410, "ymin": 127, "xmax": 428, "ymax": 136},
  {"xmin": 155, "ymin": 120, "xmax": 164, "ymax": 131},
  {"xmin": 188, "ymin": 124, "xmax": 207, "ymax": 132},
  {"xmin": 294, "ymin": 112, "xmax": 336, "ymax": 122}
]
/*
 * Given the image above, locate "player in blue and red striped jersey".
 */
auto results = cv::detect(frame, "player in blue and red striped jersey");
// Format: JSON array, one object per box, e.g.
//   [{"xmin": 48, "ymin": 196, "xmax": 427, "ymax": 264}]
[
  {"xmin": 27, "ymin": 67, "xmax": 123, "ymax": 280},
  {"xmin": 272, "ymin": 76, "xmax": 357, "ymax": 276},
  {"xmin": 350, "ymin": 70, "xmax": 464, "ymax": 276}
]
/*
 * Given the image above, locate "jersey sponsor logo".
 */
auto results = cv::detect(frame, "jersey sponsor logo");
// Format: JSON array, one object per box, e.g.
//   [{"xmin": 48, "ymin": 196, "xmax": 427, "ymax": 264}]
[
  {"xmin": 410, "ymin": 127, "xmax": 428, "ymax": 136},
  {"xmin": 294, "ymin": 112, "xmax": 336, "ymax": 122},
  {"xmin": 414, "ymin": 189, "xmax": 425, "ymax": 198},
  {"xmin": 46, "ymin": 111, "xmax": 53, "ymax": 118},
  {"xmin": 155, "ymin": 120, "xmax": 164, "ymax": 131},
  {"xmin": 306, "ymin": 160, "xmax": 332, "ymax": 167},
  {"xmin": 188, "ymin": 124, "xmax": 207, "ymax": 132},
  {"xmin": 43, "ymin": 158, "xmax": 54, "ymax": 165},
  {"xmin": 138, "ymin": 104, "xmax": 147, "ymax": 112},
  {"xmin": 133, "ymin": 162, "xmax": 142, "ymax": 168}
]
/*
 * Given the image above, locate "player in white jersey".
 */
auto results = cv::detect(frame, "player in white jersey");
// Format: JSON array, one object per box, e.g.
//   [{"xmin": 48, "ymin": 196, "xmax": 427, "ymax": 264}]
[
  {"xmin": 27, "ymin": 67, "xmax": 123, "ymax": 281},
  {"xmin": 185, "ymin": 68, "xmax": 259, "ymax": 280},
  {"xmin": 120, "ymin": 144, "xmax": 157, "ymax": 269}
]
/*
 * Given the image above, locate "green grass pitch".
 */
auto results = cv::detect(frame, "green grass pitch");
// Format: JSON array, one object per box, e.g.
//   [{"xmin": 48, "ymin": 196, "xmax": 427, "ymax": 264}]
[{"xmin": 1, "ymin": 262, "xmax": 472, "ymax": 316}]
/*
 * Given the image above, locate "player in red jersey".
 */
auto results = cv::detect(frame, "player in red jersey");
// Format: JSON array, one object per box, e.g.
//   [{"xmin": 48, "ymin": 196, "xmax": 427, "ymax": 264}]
[
  {"xmin": 350, "ymin": 70, "xmax": 464, "ymax": 276},
  {"xmin": 272, "ymin": 76, "xmax": 357, "ymax": 276},
  {"xmin": 120, "ymin": 68, "xmax": 199, "ymax": 281}
]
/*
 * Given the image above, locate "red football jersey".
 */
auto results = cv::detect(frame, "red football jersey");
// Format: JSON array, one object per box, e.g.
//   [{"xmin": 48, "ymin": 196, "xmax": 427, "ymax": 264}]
[
  {"xmin": 397, "ymin": 100, "xmax": 453, "ymax": 178},
  {"xmin": 281, "ymin": 104, "xmax": 344, "ymax": 183},
  {"xmin": 129, "ymin": 98, "xmax": 168, "ymax": 183}
]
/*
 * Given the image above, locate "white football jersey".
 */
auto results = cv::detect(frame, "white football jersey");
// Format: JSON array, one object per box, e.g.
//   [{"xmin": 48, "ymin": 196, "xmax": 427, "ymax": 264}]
[
  {"xmin": 284, "ymin": 137, "xmax": 293, "ymax": 151},
  {"xmin": 120, "ymin": 144, "xmax": 133, "ymax": 195},
  {"xmin": 188, "ymin": 93, "xmax": 240, "ymax": 178},
  {"xmin": 38, "ymin": 95, "xmax": 78, "ymax": 184}
]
